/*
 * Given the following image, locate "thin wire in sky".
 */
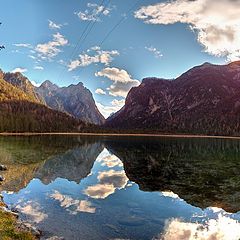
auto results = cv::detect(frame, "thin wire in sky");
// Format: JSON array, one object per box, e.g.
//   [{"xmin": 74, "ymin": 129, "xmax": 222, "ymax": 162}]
[
  {"xmin": 100, "ymin": 0, "xmax": 141, "ymax": 47},
  {"xmin": 57, "ymin": 0, "xmax": 110, "ymax": 83}
]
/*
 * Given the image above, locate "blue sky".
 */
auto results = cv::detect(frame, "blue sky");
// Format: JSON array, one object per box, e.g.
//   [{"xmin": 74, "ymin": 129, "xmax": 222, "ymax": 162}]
[{"xmin": 0, "ymin": 0, "xmax": 236, "ymax": 117}]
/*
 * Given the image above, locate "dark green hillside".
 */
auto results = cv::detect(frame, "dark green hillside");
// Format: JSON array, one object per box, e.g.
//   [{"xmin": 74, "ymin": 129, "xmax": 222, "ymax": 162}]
[{"xmin": 0, "ymin": 100, "xmax": 86, "ymax": 132}]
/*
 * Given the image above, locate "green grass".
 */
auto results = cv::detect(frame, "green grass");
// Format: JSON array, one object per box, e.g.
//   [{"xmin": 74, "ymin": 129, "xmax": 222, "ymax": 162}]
[{"xmin": 0, "ymin": 210, "xmax": 35, "ymax": 240}]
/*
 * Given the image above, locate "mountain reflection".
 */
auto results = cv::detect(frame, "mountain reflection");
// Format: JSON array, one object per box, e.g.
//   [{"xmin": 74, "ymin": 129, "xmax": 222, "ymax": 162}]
[
  {"xmin": 35, "ymin": 142, "xmax": 103, "ymax": 184},
  {"xmin": 1, "ymin": 136, "xmax": 240, "ymax": 214},
  {"xmin": 0, "ymin": 136, "xmax": 104, "ymax": 192},
  {"xmin": 105, "ymin": 137, "xmax": 240, "ymax": 213}
]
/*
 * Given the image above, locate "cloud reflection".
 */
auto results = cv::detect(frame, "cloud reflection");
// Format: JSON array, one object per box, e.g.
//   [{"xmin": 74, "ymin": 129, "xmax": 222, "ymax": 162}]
[
  {"xmin": 161, "ymin": 191, "xmax": 180, "ymax": 199},
  {"xmin": 97, "ymin": 148, "xmax": 123, "ymax": 168},
  {"xmin": 84, "ymin": 170, "xmax": 129, "ymax": 199},
  {"xmin": 158, "ymin": 214, "xmax": 240, "ymax": 240},
  {"xmin": 50, "ymin": 191, "xmax": 96, "ymax": 214},
  {"xmin": 16, "ymin": 201, "xmax": 48, "ymax": 223}
]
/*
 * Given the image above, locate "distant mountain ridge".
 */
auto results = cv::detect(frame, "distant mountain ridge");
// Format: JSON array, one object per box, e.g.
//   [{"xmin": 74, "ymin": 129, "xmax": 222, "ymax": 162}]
[
  {"xmin": 0, "ymin": 69, "xmax": 88, "ymax": 132},
  {"xmin": 106, "ymin": 61, "xmax": 240, "ymax": 136},
  {"xmin": 37, "ymin": 80, "xmax": 105, "ymax": 125}
]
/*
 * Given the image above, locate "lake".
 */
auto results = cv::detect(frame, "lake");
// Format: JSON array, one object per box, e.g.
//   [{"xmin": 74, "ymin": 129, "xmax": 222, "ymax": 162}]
[{"xmin": 0, "ymin": 135, "xmax": 240, "ymax": 239}]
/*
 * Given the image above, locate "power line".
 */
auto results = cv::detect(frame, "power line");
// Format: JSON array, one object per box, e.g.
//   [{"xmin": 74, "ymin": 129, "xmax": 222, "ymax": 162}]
[
  {"xmin": 100, "ymin": 0, "xmax": 141, "ymax": 47},
  {"xmin": 72, "ymin": 0, "xmax": 111, "ymax": 57},
  {"xmin": 69, "ymin": 0, "xmax": 109, "ymax": 61},
  {"xmin": 57, "ymin": 0, "xmax": 110, "ymax": 82}
]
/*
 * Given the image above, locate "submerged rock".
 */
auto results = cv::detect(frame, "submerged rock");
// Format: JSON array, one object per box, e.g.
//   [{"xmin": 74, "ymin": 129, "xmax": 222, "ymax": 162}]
[
  {"xmin": 0, "ymin": 165, "xmax": 7, "ymax": 171},
  {"xmin": 0, "ymin": 175, "xmax": 5, "ymax": 182},
  {"xmin": 16, "ymin": 221, "xmax": 41, "ymax": 239}
]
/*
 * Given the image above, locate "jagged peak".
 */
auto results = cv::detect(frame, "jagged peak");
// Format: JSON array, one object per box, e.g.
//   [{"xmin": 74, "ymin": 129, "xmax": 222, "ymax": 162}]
[{"xmin": 40, "ymin": 80, "xmax": 59, "ymax": 89}]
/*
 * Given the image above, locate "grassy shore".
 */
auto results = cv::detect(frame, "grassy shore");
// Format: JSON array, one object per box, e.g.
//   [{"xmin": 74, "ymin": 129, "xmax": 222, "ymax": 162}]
[{"xmin": 0, "ymin": 209, "xmax": 35, "ymax": 240}]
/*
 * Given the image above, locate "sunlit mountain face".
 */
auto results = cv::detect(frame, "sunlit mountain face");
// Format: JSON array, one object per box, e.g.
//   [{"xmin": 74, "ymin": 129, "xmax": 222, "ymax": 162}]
[{"xmin": 1, "ymin": 136, "xmax": 240, "ymax": 239}]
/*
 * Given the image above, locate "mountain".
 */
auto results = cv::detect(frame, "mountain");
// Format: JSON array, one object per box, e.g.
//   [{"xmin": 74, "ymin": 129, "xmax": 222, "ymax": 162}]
[
  {"xmin": 37, "ymin": 80, "xmax": 105, "ymax": 125},
  {"xmin": 2, "ymin": 70, "xmax": 43, "ymax": 103},
  {"xmin": 0, "ymin": 70, "xmax": 87, "ymax": 132},
  {"xmin": 106, "ymin": 61, "xmax": 240, "ymax": 136}
]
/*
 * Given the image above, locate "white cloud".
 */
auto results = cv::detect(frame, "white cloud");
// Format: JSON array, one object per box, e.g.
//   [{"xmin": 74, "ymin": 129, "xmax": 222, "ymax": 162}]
[
  {"xmin": 159, "ymin": 214, "xmax": 240, "ymax": 240},
  {"xmin": 28, "ymin": 55, "xmax": 36, "ymax": 60},
  {"xmin": 111, "ymin": 99, "xmax": 125, "ymax": 107},
  {"xmin": 135, "ymin": 0, "xmax": 240, "ymax": 61},
  {"xmin": 95, "ymin": 88, "xmax": 106, "ymax": 95},
  {"xmin": 96, "ymin": 99, "xmax": 125, "ymax": 118},
  {"xmin": 68, "ymin": 47, "xmax": 119, "ymax": 71},
  {"xmin": 95, "ymin": 67, "xmax": 140, "ymax": 97},
  {"xmin": 34, "ymin": 66, "xmax": 44, "ymax": 70},
  {"xmin": 84, "ymin": 169, "xmax": 128, "ymax": 199},
  {"xmin": 145, "ymin": 46, "xmax": 163, "ymax": 58},
  {"xmin": 11, "ymin": 67, "xmax": 27, "ymax": 73},
  {"xmin": 35, "ymin": 32, "xmax": 68, "ymax": 60},
  {"xmin": 75, "ymin": 3, "xmax": 111, "ymax": 22},
  {"xmin": 48, "ymin": 20, "xmax": 62, "ymax": 30},
  {"xmin": 13, "ymin": 43, "xmax": 32, "ymax": 48},
  {"xmin": 30, "ymin": 80, "xmax": 41, "ymax": 87}
]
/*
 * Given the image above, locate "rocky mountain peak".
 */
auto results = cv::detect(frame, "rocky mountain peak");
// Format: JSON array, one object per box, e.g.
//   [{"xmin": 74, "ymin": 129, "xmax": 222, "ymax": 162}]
[
  {"xmin": 40, "ymin": 80, "xmax": 59, "ymax": 92},
  {"xmin": 36, "ymin": 81, "xmax": 105, "ymax": 125}
]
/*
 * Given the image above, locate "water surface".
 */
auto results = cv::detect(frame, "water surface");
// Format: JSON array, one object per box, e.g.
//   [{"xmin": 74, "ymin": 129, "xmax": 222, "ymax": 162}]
[{"xmin": 1, "ymin": 136, "xmax": 240, "ymax": 239}]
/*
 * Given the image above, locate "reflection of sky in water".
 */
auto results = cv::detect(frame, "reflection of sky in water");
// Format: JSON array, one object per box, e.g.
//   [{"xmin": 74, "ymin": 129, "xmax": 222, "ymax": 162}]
[{"xmin": 2, "ymin": 148, "xmax": 240, "ymax": 240}]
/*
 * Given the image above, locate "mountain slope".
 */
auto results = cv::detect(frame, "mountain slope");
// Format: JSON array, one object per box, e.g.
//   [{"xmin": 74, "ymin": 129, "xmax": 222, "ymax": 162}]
[
  {"xmin": 0, "ymin": 78, "xmax": 38, "ymax": 102},
  {"xmin": 2, "ymin": 70, "xmax": 43, "ymax": 103},
  {"xmin": 0, "ymin": 73, "xmax": 87, "ymax": 132},
  {"xmin": 37, "ymin": 81, "xmax": 105, "ymax": 125},
  {"xmin": 106, "ymin": 62, "xmax": 240, "ymax": 135}
]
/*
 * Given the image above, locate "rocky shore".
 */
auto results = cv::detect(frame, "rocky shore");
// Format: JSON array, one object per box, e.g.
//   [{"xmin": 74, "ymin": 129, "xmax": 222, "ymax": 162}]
[{"xmin": 0, "ymin": 164, "xmax": 41, "ymax": 239}]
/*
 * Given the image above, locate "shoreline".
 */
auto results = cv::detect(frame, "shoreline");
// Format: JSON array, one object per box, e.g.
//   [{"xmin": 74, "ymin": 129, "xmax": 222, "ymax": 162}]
[{"xmin": 0, "ymin": 132, "xmax": 240, "ymax": 140}]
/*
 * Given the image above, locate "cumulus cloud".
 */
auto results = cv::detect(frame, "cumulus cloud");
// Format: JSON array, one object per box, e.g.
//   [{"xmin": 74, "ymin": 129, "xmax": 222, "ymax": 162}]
[
  {"xmin": 135, "ymin": 0, "xmax": 240, "ymax": 61},
  {"xmin": 145, "ymin": 46, "xmax": 163, "ymax": 58},
  {"xmin": 95, "ymin": 67, "xmax": 140, "ymax": 97},
  {"xmin": 68, "ymin": 47, "xmax": 119, "ymax": 71},
  {"xmin": 96, "ymin": 99, "xmax": 125, "ymax": 118},
  {"xmin": 50, "ymin": 191, "xmax": 96, "ymax": 215},
  {"xmin": 35, "ymin": 32, "xmax": 68, "ymax": 60},
  {"xmin": 159, "ymin": 214, "xmax": 240, "ymax": 240},
  {"xmin": 48, "ymin": 20, "xmax": 62, "ymax": 30},
  {"xmin": 75, "ymin": 3, "xmax": 111, "ymax": 22},
  {"xmin": 84, "ymin": 169, "xmax": 128, "ymax": 199},
  {"xmin": 95, "ymin": 88, "xmax": 106, "ymax": 95},
  {"xmin": 11, "ymin": 67, "xmax": 27, "ymax": 73}
]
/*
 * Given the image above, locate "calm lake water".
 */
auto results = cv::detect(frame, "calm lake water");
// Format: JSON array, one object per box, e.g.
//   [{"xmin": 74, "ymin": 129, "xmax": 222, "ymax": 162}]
[{"xmin": 1, "ymin": 136, "xmax": 240, "ymax": 239}]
